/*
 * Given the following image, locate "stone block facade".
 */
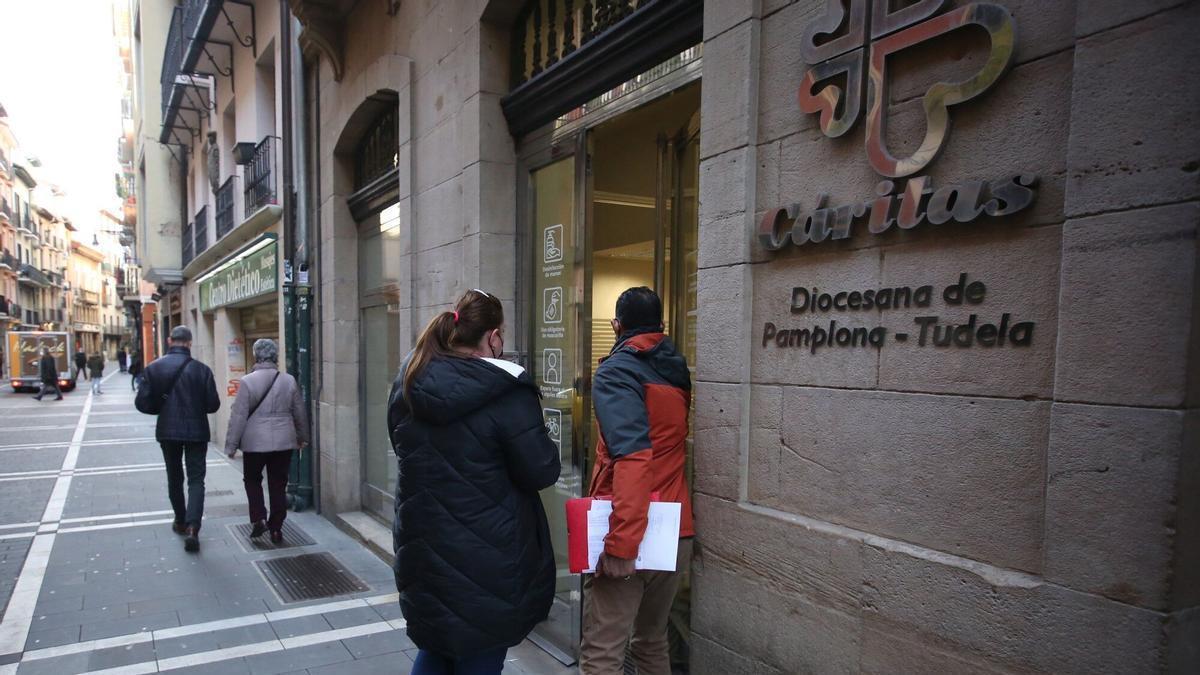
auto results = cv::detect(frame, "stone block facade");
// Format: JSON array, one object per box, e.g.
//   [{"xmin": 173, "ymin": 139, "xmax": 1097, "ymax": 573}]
[
  {"xmin": 692, "ymin": 1, "xmax": 1199, "ymax": 672},
  {"xmin": 296, "ymin": 0, "xmax": 1197, "ymax": 670}
]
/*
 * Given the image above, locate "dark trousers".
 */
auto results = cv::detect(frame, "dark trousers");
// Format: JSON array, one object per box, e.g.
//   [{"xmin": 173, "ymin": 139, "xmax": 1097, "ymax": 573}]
[
  {"xmin": 35, "ymin": 381, "xmax": 62, "ymax": 399},
  {"xmin": 161, "ymin": 442, "xmax": 208, "ymax": 530},
  {"xmin": 411, "ymin": 648, "xmax": 507, "ymax": 675},
  {"xmin": 243, "ymin": 449, "xmax": 293, "ymax": 531}
]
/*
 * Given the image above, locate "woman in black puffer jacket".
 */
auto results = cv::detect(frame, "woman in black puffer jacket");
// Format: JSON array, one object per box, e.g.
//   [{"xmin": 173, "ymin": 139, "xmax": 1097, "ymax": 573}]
[{"xmin": 387, "ymin": 289, "xmax": 560, "ymax": 675}]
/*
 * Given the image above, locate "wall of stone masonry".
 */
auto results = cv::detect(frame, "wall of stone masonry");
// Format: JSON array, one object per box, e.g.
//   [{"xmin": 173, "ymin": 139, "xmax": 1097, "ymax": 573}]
[
  {"xmin": 311, "ymin": 0, "xmax": 519, "ymax": 513},
  {"xmin": 690, "ymin": 1, "xmax": 1199, "ymax": 672}
]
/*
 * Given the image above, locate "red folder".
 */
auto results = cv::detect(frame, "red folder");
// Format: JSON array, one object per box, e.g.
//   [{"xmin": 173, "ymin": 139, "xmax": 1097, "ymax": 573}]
[{"xmin": 566, "ymin": 493, "xmax": 659, "ymax": 574}]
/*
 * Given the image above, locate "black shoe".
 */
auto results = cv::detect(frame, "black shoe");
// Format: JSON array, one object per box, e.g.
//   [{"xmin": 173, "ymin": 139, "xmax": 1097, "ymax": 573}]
[
  {"xmin": 55, "ymin": 396, "xmax": 63, "ymax": 401},
  {"xmin": 171, "ymin": 520, "xmax": 187, "ymax": 535},
  {"xmin": 33, "ymin": 396, "xmax": 41, "ymax": 401},
  {"xmin": 250, "ymin": 520, "xmax": 268, "ymax": 538},
  {"xmin": 269, "ymin": 530, "xmax": 283, "ymax": 545},
  {"xmin": 184, "ymin": 527, "xmax": 200, "ymax": 553}
]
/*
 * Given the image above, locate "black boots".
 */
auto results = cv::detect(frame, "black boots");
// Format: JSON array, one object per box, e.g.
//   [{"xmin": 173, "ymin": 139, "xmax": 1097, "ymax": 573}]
[
  {"xmin": 184, "ymin": 526, "xmax": 200, "ymax": 553},
  {"xmin": 250, "ymin": 520, "xmax": 268, "ymax": 538}
]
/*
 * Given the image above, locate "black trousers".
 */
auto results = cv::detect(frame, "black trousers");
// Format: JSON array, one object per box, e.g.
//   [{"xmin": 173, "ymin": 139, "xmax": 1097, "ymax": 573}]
[
  {"xmin": 161, "ymin": 442, "xmax": 208, "ymax": 530},
  {"xmin": 35, "ymin": 381, "xmax": 62, "ymax": 399},
  {"xmin": 243, "ymin": 449, "xmax": 293, "ymax": 531}
]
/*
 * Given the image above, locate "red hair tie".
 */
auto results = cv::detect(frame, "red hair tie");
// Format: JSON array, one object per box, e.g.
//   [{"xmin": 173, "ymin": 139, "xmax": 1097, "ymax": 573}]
[{"xmin": 452, "ymin": 311, "xmax": 459, "ymax": 323}]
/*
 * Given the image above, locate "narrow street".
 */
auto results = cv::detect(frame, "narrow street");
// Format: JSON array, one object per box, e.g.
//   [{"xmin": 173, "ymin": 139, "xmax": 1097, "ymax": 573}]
[{"xmin": 0, "ymin": 368, "xmax": 568, "ymax": 674}]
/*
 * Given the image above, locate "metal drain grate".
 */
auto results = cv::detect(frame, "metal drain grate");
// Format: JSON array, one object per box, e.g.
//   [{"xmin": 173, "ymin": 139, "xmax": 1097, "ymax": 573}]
[
  {"xmin": 206, "ymin": 489, "xmax": 235, "ymax": 497},
  {"xmin": 229, "ymin": 520, "xmax": 315, "ymax": 552},
  {"xmin": 255, "ymin": 552, "xmax": 369, "ymax": 603}
]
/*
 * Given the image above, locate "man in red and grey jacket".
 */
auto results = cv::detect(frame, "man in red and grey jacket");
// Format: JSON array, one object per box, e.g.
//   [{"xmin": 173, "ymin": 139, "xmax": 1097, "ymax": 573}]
[{"xmin": 581, "ymin": 286, "xmax": 693, "ymax": 675}]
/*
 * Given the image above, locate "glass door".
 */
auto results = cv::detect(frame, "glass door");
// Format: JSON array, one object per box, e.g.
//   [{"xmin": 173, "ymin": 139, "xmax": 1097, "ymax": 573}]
[{"xmin": 526, "ymin": 140, "xmax": 589, "ymax": 663}]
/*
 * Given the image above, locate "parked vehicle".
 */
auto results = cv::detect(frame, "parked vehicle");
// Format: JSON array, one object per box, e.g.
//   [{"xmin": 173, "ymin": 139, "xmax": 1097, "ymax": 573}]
[{"xmin": 6, "ymin": 331, "xmax": 76, "ymax": 392}]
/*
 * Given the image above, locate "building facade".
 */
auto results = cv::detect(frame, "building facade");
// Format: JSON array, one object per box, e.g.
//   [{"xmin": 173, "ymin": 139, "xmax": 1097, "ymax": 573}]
[
  {"xmin": 0, "ymin": 105, "xmax": 21, "ymax": 351},
  {"xmin": 70, "ymin": 239, "xmax": 106, "ymax": 355},
  {"xmin": 152, "ymin": 0, "xmax": 289, "ymax": 448},
  {"xmin": 130, "ymin": 0, "xmax": 1199, "ymax": 671}
]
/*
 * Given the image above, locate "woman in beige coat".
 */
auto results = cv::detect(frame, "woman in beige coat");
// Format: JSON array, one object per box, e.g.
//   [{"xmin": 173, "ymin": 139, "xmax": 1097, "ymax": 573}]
[{"xmin": 225, "ymin": 339, "xmax": 309, "ymax": 543}]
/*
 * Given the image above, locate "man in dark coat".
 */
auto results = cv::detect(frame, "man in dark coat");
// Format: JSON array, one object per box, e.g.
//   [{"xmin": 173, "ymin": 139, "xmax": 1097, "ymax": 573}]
[
  {"xmin": 135, "ymin": 326, "xmax": 220, "ymax": 552},
  {"xmin": 33, "ymin": 348, "xmax": 63, "ymax": 401},
  {"xmin": 87, "ymin": 352, "xmax": 105, "ymax": 395},
  {"xmin": 128, "ymin": 350, "xmax": 143, "ymax": 391},
  {"xmin": 117, "ymin": 347, "xmax": 128, "ymax": 373},
  {"xmin": 387, "ymin": 352, "xmax": 560, "ymax": 661},
  {"xmin": 74, "ymin": 347, "xmax": 87, "ymax": 381}
]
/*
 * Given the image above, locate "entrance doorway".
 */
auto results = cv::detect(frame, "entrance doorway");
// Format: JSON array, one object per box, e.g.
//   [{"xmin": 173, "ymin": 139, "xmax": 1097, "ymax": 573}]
[{"xmin": 522, "ymin": 80, "xmax": 700, "ymax": 664}]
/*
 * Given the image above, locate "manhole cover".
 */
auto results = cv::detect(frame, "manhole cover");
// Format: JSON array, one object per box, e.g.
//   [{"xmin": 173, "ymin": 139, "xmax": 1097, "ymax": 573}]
[
  {"xmin": 228, "ymin": 520, "xmax": 315, "ymax": 552},
  {"xmin": 255, "ymin": 552, "xmax": 369, "ymax": 603},
  {"xmin": 206, "ymin": 490, "xmax": 235, "ymax": 497}
]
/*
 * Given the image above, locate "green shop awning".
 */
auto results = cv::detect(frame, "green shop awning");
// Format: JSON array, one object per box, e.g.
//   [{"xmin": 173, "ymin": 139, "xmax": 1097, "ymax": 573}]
[{"xmin": 197, "ymin": 235, "xmax": 278, "ymax": 312}]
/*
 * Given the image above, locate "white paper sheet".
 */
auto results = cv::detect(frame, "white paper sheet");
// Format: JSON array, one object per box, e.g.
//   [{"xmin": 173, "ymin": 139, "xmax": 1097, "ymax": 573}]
[{"xmin": 584, "ymin": 500, "xmax": 681, "ymax": 573}]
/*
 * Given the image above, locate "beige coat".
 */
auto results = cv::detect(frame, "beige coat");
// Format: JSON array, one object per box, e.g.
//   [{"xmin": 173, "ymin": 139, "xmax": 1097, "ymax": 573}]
[{"xmin": 224, "ymin": 363, "xmax": 309, "ymax": 454}]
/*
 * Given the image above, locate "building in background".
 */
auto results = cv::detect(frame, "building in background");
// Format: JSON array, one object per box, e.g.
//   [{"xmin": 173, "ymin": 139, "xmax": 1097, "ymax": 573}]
[
  {"xmin": 154, "ymin": 0, "xmax": 287, "ymax": 450},
  {"xmin": 0, "ymin": 104, "xmax": 21, "ymax": 359},
  {"xmin": 128, "ymin": 0, "xmax": 184, "ymax": 361},
  {"xmin": 114, "ymin": 0, "xmax": 149, "ymax": 363},
  {"xmin": 69, "ymin": 238, "xmax": 104, "ymax": 355}
]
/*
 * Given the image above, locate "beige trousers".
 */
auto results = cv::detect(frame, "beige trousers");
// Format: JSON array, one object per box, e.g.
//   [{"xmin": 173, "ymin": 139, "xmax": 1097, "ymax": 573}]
[{"xmin": 579, "ymin": 538, "xmax": 692, "ymax": 675}]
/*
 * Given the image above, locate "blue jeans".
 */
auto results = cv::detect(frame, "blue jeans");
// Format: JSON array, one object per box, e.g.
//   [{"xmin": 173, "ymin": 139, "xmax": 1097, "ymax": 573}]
[{"xmin": 411, "ymin": 648, "xmax": 506, "ymax": 675}]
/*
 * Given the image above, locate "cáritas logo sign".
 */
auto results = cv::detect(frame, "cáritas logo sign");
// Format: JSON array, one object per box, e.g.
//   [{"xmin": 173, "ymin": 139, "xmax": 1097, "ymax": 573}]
[{"xmin": 759, "ymin": 0, "xmax": 1037, "ymax": 252}]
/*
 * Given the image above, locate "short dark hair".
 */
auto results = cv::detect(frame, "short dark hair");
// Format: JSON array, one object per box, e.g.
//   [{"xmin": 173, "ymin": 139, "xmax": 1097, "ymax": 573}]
[
  {"xmin": 169, "ymin": 325, "xmax": 193, "ymax": 343},
  {"xmin": 615, "ymin": 286, "xmax": 662, "ymax": 332}
]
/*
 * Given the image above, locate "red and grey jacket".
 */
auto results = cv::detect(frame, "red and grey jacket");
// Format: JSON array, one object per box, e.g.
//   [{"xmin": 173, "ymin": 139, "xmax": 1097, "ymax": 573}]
[{"xmin": 588, "ymin": 331, "xmax": 693, "ymax": 560}]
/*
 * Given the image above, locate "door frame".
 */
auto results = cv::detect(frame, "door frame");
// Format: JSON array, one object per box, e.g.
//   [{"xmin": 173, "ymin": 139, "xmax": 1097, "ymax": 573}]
[{"xmin": 514, "ymin": 62, "xmax": 702, "ymax": 665}]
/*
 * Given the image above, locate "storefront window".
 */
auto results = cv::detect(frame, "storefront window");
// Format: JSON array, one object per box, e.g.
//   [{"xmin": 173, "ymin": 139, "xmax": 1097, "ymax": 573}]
[{"xmin": 359, "ymin": 203, "xmax": 403, "ymax": 519}]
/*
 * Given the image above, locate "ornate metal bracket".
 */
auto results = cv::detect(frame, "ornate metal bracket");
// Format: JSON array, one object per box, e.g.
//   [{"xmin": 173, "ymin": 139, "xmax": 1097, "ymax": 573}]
[
  {"xmin": 198, "ymin": 40, "xmax": 236, "ymax": 91},
  {"xmin": 223, "ymin": 0, "xmax": 258, "ymax": 57}
]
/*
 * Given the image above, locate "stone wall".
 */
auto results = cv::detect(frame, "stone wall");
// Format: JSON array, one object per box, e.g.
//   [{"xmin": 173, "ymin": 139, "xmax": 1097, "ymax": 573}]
[
  {"xmin": 311, "ymin": 0, "xmax": 519, "ymax": 514},
  {"xmin": 691, "ymin": 1, "xmax": 1199, "ymax": 672}
]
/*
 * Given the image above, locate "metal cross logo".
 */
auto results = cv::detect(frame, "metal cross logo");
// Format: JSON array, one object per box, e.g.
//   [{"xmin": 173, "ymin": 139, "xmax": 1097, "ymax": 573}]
[{"xmin": 799, "ymin": 0, "xmax": 1016, "ymax": 178}]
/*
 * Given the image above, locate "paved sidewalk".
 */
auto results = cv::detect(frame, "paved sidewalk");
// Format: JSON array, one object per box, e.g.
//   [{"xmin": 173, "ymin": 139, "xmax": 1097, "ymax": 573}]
[{"xmin": 0, "ymin": 370, "xmax": 574, "ymax": 674}]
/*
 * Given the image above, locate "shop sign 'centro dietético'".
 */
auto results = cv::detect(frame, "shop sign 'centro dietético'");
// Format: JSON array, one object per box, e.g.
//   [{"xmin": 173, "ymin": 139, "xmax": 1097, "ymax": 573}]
[
  {"xmin": 199, "ymin": 237, "xmax": 278, "ymax": 312},
  {"xmin": 758, "ymin": 0, "xmax": 1037, "ymax": 251}
]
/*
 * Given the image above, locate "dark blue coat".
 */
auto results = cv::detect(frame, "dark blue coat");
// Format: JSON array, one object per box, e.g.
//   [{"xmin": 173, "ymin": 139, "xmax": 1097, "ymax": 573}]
[
  {"xmin": 136, "ymin": 346, "xmax": 220, "ymax": 442},
  {"xmin": 387, "ymin": 355, "xmax": 560, "ymax": 658}
]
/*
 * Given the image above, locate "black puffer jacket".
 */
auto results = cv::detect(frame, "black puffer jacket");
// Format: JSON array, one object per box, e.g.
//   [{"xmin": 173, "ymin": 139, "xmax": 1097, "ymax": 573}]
[
  {"xmin": 136, "ymin": 346, "xmax": 220, "ymax": 442},
  {"xmin": 387, "ymin": 355, "xmax": 560, "ymax": 658}
]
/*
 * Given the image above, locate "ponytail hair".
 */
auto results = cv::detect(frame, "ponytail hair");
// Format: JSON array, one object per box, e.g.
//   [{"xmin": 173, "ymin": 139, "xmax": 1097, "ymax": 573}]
[{"xmin": 404, "ymin": 289, "xmax": 504, "ymax": 395}]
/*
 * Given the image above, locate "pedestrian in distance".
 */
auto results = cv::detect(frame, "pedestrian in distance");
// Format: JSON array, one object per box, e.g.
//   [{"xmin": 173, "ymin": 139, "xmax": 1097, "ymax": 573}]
[
  {"xmin": 117, "ymin": 346, "xmax": 128, "ymax": 373},
  {"xmin": 135, "ymin": 326, "xmax": 220, "ymax": 553},
  {"xmin": 74, "ymin": 346, "xmax": 87, "ymax": 382},
  {"xmin": 224, "ymin": 339, "xmax": 308, "ymax": 544},
  {"xmin": 129, "ymin": 350, "xmax": 143, "ymax": 391},
  {"xmin": 387, "ymin": 289, "xmax": 560, "ymax": 675},
  {"xmin": 33, "ymin": 348, "xmax": 63, "ymax": 401},
  {"xmin": 87, "ymin": 352, "xmax": 105, "ymax": 395},
  {"xmin": 580, "ymin": 287, "xmax": 693, "ymax": 675}
]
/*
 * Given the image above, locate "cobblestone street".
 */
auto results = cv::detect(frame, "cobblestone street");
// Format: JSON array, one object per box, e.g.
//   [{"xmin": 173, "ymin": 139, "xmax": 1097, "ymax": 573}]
[{"xmin": 0, "ymin": 368, "xmax": 570, "ymax": 674}]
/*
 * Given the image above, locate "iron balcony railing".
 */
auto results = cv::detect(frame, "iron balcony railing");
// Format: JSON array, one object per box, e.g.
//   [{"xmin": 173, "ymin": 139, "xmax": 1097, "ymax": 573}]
[
  {"xmin": 0, "ymin": 198, "xmax": 12, "ymax": 222},
  {"xmin": 216, "ymin": 176, "xmax": 237, "ymax": 238},
  {"xmin": 161, "ymin": 7, "xmax": 184, "ymax": 125},
  {"xmin": 0, "ymin": 251, "xmax": 13, "ymax": 270},
  {"xmin": 182, "ymin": 219, "xmax": 194, "ymax": 267},
  {"xmin": 244, "ymin": 137, "xmax": 278, "ymax": 218},
  {"xmin": 9, "ymin": 302, "xmax": 19, "ymax": 320},
  {"xmin": 194, "ymin": 206, "xmax": 209, "ymax": 256},
  {"xmin": 0, "ymin": 296, "xmax": 8, "ymax": 316}
]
